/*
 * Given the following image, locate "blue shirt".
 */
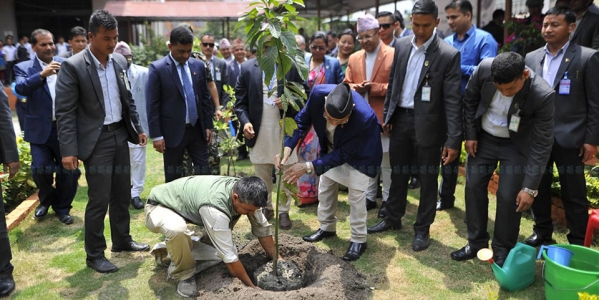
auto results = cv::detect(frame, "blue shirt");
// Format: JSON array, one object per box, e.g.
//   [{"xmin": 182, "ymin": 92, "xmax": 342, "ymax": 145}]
[
  {"xmin": 400, "ymin": 30, "xmax": 436, "ymax": 108},
  {"xmin": 444, "ymin": 25, "xmax": 498, "ymax": 93},
  {"xmin": 88, "ymin": 48, "xmax": 122, "ymax": 125},
  {"xmin": 542, "ymin": 41, "xmax": 570, "ymax": 88}
]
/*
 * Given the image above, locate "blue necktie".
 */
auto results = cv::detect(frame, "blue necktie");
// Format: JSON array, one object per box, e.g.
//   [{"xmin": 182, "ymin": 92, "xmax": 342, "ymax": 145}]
[{"xmin": 179, "ymin": 63, "xmax": 198, "ymax": 126}]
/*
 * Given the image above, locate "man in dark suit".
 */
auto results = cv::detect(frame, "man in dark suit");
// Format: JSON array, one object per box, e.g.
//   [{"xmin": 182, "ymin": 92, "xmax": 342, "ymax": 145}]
[
  {"xmin": 14, "ymin": 29, "xmax": 80, "ymax": 224},
  {"xmin": 200, "ymin": 33, "xmax": 229, "ymax": 106},
  {"xmin": 524, "ymin": 7, "xmax": 599, "ymax": 247},
  {"xmin": 451, "ymin": 52, "xmax": 554, "ymax": 266},
  {"xmin": 234, "ymin": 55, "xmax": 309, "ymax": 230},
  {"xmin": 0, "ymin": 88, "xmax": 19, "ymax": 297},
  {"xmin": 147, "ymin": 27, "xmax": 214, "ymax": 183},
  {"xmin": 55, "ymin": 9, "xmax": 150, "ymax": 273},
  {"xmin": 226, "ymin": 38, "xmax": 249, "ymax": 161},
  {"xmin": 570, "ymin": 0, "xmax": 599, "ymax": 49},
  {"xmin": 60, "ymin": 26, "xmax": 87, "ymax": 59},
  {"xmin": 368, "ymin": 0, "xmax": 463, "ymax": 252},
  {"xmin": 278, "ymin": 83, "xmax": 382, "ymax": 261}
]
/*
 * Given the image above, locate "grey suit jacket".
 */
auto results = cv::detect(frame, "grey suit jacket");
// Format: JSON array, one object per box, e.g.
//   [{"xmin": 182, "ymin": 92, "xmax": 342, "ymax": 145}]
[
  {"xmin": 525, "ymin": 43, "xmax": 599, "ymax": 148},
  {"xmin": 384, "ymin": 35, "xmax": 463, "ymax": 150},
  {"xmin": 571, "ymin": 12, "xmax": 599, "ymax": 49},
  {"xmin": 0, "ymin": 89, "xmax": 18, "ymax": 164},
  {"xmin": 211, "ymin": 57, "xmax": 229, "ymax": 105},
  {"xmin": 55, "ymin": 50, "xmax": 143, "ymax": 161},
  {"xmin": 464, "ymin": 58, "xmax": 555, "ymax": 189}
]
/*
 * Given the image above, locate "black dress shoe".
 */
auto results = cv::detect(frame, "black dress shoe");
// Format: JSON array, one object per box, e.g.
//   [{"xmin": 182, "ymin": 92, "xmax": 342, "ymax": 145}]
[
  {"xmin": 236, "ymin": 153, "xmax": 248, "ymax": 161},
  {"xmin": 57, "ymin": 214, "xmax": 74, "ymax": 225},
  {"xmin": 412, "ymin": 233, "xmax": 431, "ymax": 252},
  {"xmin": 303, "ymin": 229, "xmax": 336, "ymax": 243},
  {"xmin": 0, "ymin": 276, "xmax": 15, "ymax": 297},
  {"xmin": 366, "ymin": 199, "xmax": 377, "ymax": 211},
  {"xmin": 86, "ymin": 257, "xmax": 118, "ymax": 273},
  {"xmin": 494, "ymin": 256, "xmax": 506, "ymax": 268},
  {"xmin": 451, "ymin": 244, "xmax": 482, "ymax": 261},
  {"xmin": 367, "ymin": 220, "xmax": 402, "ymax": 234},
  {"xmin": 111, "ymin": 241, "xmax": 150, "ymax": 252},
  {"xmin": 342, "ymin": 242, "xmax": 367, "ymax": 261},
  {"xmin": 408, "ymin": 177, "xmax": 420, "ymax": 189},
  {"xmin": 522, "ymin": 232, "xmax": 554, "ymax": 247},
  {"xmin": 377, "ymin": 202, "xmax": 388, "ymax": 219},
  {"xmin": 34, "ymin": 204, "xmax": 50, "ymax": 218},
  {"xmin": 436, "ymin": 198, "xmax": 455, "ymax": 211},
  {"xmin": 131, "ymin": 196, "xmax": 144, "ymax": 209}
]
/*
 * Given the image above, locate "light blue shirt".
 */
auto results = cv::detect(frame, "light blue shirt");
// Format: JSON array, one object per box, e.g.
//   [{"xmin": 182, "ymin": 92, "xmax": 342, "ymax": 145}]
[
  {"xmin": 400, "ymin": 30, "xmax": 436, "ymax": 109},
  {"xmin": 169, "ymin": 53, "xmax": 193, "ymax": 124},
  {"xmin": 542, "ymin": 41, "xmax": 570, "ymax": 88},
  {"xmin": 88, "ymin": 48, "xmax": 122, "ymax": 125},
  {"xmin": 444, "ymin": 25, "xmax": 498, "ymax": 93}
]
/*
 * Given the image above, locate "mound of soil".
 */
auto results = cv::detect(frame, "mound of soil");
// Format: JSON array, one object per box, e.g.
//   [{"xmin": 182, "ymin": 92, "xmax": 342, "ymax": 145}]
[{"xmin": 195, "ymin": 234, "xmax": 370, "ymax": 299}]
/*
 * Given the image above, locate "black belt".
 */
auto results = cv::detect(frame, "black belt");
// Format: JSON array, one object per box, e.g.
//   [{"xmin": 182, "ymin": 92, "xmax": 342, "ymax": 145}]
[
  {"xmin": 481, "ymin": 130, "xmax": 510, "ymax": 140},
  {"xmin": 146, "ymin": 199, "xmax": 159, "ymax": 206},
  {"xmin": 102, "ymin": 121, "xmax": 123, "ymax": 132},
  {"xmin": 399, "ymin": 107, "xmax": 415, "ymax": 116}
]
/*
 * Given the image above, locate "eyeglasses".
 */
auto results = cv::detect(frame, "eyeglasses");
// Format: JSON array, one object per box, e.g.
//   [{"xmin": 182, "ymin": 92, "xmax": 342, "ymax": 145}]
[
  {"xmin": 379, "ymin": 23, "xmax": 394, "ymax": 29},
  {"xmin": 310, "ymin": 45, "xmax": 326, "ymax": 51},
  {"xmin": 356, "ymin": 32, "xmax": 377, "ymax": 42},
  {"xmin": 202, "ymin": 43, "xmax": 215, "ymax": 48}
]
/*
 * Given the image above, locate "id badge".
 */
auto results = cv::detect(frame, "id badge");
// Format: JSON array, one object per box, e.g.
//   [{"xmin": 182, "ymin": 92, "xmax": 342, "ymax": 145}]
[
  {"xmin": 559, "ymin": 78, "xmax": 571, "ymax": 95},
  {"xmin": 215, "ymin": 70, "xmax": 221, "ymax": 81},
  {"xmin": 509, "ymin": 114, "xmax": 521, "ymax": 132},
  {"xmin": 421, "ymin": 86, "xmax": 431, "ymax": 102}
]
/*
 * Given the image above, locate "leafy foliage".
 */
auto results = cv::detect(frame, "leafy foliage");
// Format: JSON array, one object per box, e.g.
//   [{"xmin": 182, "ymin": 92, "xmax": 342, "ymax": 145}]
[
  {"xmin": 2, "ymin": 136, "xmax": 36, "ymax": 213},
  {"xmin": 216, "ymin": 86, "xmax": 243, "ymax": 176},
  {"xmin": 131, "ymin": 22, "xmax": 169, "ymax": 67},
  {"xmin": 499, "ymin": 18, "xmax": 545, "ymax": 55},
  {"xmin": 237, "ymin": 0, "xmax": 308, "ymax": 275}
]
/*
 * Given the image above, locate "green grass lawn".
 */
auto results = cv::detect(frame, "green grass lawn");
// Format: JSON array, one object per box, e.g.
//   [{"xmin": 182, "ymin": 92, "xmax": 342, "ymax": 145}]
[{"xmin": 6, "ymin": 147, "xmax": 598, "ymax": 299}]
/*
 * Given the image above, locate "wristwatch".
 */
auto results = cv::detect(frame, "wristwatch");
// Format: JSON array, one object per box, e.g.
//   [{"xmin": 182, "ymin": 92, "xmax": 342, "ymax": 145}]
[
  {"xmin": 305, "ymin": 162, "xmax": 312, "ymax": 174},
  {"xmin": 522, "ymin": 187, "xmax": 538, "ymax": 198}
]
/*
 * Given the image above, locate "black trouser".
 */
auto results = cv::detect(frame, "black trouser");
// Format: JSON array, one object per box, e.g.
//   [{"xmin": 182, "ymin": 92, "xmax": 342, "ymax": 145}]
[
  {"xmin": 163, "ymin": 125, "xmax": 209, "ymax": 183},
  {"xmin": 465, "ymin": 131, "xmax": 526, "ymax": 259},
  {"xmin": 0, "ymin": 194, "xmax": 13, "ymax": 279},
  {"xmin": 385, "ymin": 111, "xmax": 442, "ymax": 234},
  {"xmin": 531, "ymin": 142, "xmax": 589, "ymax": 245},
  {"xmin": 5, "ymin": 61, "xmax": 15, "ymax": 84},
  {"xmin": 31, "ymin": 124, "xmax": 80, "ymax": 215},
  {"xmin": 439, "ymin": 142, "xmax": 462, "ymax": 204},
  {"xmin": 83, "ymin": 126, "xmax": 132, "ymax": 259}
]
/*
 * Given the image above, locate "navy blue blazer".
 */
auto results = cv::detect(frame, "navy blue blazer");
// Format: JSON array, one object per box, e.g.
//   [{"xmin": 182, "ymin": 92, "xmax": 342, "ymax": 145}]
[
  {"xmin": 147, "ymin": 55, "xmax": 214, "ymax": 148},
  {"xmin": 14, "ymin": 55, "xmax": 65, "ymax": 144},
  {"xmin": 286, "ymin": 84, "xmax": 382, "ymax": 178},
  {"xmin": 304, "ymin": 54, "xmax": 345, "ymax": 85}
]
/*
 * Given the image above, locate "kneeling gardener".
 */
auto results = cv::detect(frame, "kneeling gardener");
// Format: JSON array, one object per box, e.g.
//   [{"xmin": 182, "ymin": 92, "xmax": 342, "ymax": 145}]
[{"xmin": 145, "ymin": 176, "xmax": 276, "ymax": 297}]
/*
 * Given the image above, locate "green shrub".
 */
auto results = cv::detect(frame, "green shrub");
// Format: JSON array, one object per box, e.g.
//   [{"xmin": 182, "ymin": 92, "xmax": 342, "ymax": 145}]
[
  {"xmin": 130, "ymin": 23, "xmax": 169, "ymax": 67},
  {"xmin": 2, "ymin": 136, "xmax": 36, "ymax": 213}
]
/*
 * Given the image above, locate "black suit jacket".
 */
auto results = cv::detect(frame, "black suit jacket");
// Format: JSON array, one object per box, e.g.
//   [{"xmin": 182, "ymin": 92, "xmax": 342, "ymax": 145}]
[
  {"xmin": 211, "ymin": 57, "xmax": 229, "ymax": 106},
  {"xmin": 571, "ymin": 11, "xmax": 599, "ymax": 49},
  {"xmin": 234, "ymin": 58, "xmax": 309, "ymax": 148},
  {"xmin": 464, "ymin": 59, "xmax": 555, "ymax": 189},
  {"xmin": 55, "ymin": 50, "xmax": 143, "ymax": 161},
  {"xmin": 146, "ymin": 55, "xmax": 214, "ymax": 148},
  {"xmin": 525, "ymin": 43, "xmax": 599, "ymax": 148},
  {"xmin": 0, "ymin": 89, "xmax": 18, "ymax": 164},
  {"xmin": 384, "ymin": 35, "xmax": 463, "ymax": 150}
]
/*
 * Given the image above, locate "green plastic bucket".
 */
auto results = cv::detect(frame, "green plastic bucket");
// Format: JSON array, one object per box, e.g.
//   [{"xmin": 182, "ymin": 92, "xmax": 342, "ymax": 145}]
[{"xmin": 543, "ymin": 244, "xmax": 599, "ymax": 300}]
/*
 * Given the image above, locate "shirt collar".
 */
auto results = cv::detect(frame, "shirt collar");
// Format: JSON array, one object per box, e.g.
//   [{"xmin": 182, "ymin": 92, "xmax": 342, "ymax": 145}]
[
  {"xmin": 410, "ymin": 28, "xmax": 436, "ymax": 51},
  {"xmin": 87, "ymin": 47, "xmax": 112, "ymax": 68},
  {"xmin": 453, "ymin": 24, "xmax": 476, "ymax": 42},
  {"xmin": 36, "ymin": 55, "xmax": 51, "ymax": 67},
  {"xmin": 169, "ymin": 52, "xmax": 188, "ymax": 67},
  {"xmin": 543, "ymin": 41, "xmax": 570, "ymax": 57}
]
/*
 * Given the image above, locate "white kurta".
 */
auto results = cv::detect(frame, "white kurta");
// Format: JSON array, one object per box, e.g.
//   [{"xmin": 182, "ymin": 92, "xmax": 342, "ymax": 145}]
[{"xmin": 322, "ymin": 122, "xmax": 369, "ymax": 191}]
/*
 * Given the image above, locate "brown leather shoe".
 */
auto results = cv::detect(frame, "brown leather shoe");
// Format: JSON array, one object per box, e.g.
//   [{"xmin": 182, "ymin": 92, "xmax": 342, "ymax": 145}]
[{"xmin": 279, "ymin": 213, "xmax": 292, "ymax": 230}]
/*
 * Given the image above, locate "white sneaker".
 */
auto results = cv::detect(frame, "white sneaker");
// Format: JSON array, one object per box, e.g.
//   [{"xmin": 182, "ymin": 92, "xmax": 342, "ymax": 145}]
[{"xmin": 177, "ymin": 276, "xmax": 199, "ymax": 298}]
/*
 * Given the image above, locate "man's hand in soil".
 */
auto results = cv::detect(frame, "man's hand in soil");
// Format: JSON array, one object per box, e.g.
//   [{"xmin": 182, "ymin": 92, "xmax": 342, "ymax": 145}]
[
  {"xmin": 226, "ymin": 260, "xmax": 256, "ymax": 288},
  {"xmin": 258, "ymin": 236, "xmax": 278, "ymax": 260}
]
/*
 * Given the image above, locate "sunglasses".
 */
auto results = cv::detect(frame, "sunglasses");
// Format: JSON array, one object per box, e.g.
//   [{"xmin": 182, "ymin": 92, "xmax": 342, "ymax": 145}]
[
  {"xmin": 310, "ymin": 45, "xmax": 326, "ymax": 51},
  {"xmin": 202, "ymin": 43, "xmax": 215, "ymax": 48},
  {"xmin": 379, "ymin": 23, "xmax": 394, "ymax": 29}
]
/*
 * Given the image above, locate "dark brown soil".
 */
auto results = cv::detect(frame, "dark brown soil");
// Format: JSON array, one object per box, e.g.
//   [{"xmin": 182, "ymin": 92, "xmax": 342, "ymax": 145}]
[
  {"xmin": 255, "ymin": 260, "xmax": 303, "ymax": 291},
  {"xmin": 195, "ymin": 234, "xmax": 370, "ymax": 299}
]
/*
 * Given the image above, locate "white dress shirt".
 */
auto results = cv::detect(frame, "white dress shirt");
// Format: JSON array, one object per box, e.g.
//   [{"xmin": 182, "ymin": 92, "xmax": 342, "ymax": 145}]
[
  {"xmin": 37, "ymin": 56, "xmax": 57, "ymax": 120},
  {"xmin": 400, "ymin": 30, "xmax": 436, "ymax": 109},
  {"xmin": 87, "ymin": 48, "xmax": 122, "ymax": 125},
  {"xmin": 482, "ymin": 90, "xmax": 513, "ymax": 138}
]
